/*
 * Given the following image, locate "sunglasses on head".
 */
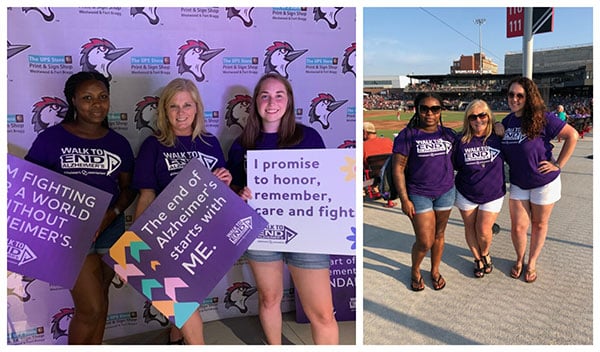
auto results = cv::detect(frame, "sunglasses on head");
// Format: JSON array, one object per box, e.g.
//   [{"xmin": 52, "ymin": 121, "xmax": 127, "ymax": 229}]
[
  {"xmin": 468, "ymin": 112, "xmax": 488, "ymax": 121},
  {"xmin": 418, "ymin": 105, "xmax": 442, "ymax": 114},
  {"xmin": 508, "ymin": 92, "xmax": 525, "ymax": 100}
]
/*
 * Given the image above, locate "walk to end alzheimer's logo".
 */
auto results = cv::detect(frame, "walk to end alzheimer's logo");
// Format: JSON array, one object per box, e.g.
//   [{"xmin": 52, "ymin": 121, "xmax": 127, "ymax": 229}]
[
  {"xmin": 105, "ymin": 159, "xmax": 267, "ymax": 328},
  {"xmin": 7, "ymin": 155, "xmax": 112, "ymax": 288}
]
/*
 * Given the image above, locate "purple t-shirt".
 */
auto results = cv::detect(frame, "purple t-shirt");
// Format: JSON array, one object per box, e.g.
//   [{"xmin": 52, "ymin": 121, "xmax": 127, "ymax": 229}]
[
  {"xmin": 133, "ymin": 134, "xmax": 226, "ymax": 194},
  {"xmin": 454, "ymin": 134, "xmax": 506, "ymax": 204},
  {"xmin": 227, "ymin": 124, "xmax": 325, "ymax": 188},
  {"xmin": 392, "ymin": 126, "xmax": 457, "ymax": 198},
  {"xmin": 25, "ymin": 124, "xmax": 134, "ymax": 207},
  {"xmin": 501, "ymin": 112, "xmax": 566, "ymax": 189}
]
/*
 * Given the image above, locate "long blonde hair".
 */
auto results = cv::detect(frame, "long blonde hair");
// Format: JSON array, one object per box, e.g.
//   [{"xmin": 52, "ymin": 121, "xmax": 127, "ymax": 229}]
[
  {"xmin": 461, "ymin": 99, "xmax": 495, "ymax": 144},
  {"xmin": 156, "ymin": 78, "xmax": 209, "ymax": 147}
]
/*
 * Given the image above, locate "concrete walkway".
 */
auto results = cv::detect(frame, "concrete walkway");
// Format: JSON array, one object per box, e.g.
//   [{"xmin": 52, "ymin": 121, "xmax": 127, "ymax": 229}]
[
  {"xmin": 363, "ymin": 134, "xmax": 594, "ymax": 347},
  {"xmin": 105, "ymin": 311, "xmax": 356, "ymax": 345}
]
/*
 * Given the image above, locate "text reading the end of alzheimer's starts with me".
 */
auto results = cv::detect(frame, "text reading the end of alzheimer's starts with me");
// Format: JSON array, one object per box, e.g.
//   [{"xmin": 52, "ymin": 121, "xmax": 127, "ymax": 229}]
[
  {"xmin": 251, "ymin": 157, "xmax": 355, "ymax": 220},
  {"xmin": 136, "ymin": 169, "xmax": 225, "ymax": 275},
  {"xmin": 7, "ymin": 163, "xmax": 97, "ymax": 249}
]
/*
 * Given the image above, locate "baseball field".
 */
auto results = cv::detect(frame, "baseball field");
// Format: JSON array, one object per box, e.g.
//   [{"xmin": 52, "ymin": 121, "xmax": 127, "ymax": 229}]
[{"xmin": 364, "ymin": 109, "xmax": 510, "ymax": 140}]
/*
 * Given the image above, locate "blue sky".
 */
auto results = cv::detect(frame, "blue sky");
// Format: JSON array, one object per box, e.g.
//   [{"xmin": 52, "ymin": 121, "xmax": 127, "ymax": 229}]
[{"xmin": 364, "ymin": 7, "xmax": 593, "ymax": 76}]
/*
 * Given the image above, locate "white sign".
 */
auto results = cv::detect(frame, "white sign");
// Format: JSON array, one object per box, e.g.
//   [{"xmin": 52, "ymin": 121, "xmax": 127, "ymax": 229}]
[{"xmin": 247, "ymin": 149, "xmax": 356, "ymax": 255}]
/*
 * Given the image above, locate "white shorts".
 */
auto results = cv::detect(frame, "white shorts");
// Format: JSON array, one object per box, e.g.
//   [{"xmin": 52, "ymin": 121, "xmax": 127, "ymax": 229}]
[
  {"xmin": 509, "ymin": 175, "xmax": 561, "ymax": 205},
  {"xmin": 455, "ymin": 190, "xmax": 504, "ymax": 213}
]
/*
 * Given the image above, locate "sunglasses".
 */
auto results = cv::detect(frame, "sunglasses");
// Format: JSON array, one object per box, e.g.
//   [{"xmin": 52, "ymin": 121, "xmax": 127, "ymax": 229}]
[
  {"xmin": 508, "ymin": 92, "xmax": 525, "ymax": 100},
  {"xmin": 468, "ymin": 112, "xmax": 488, "ymax": 121},
  {"xmin": 419, "ymin": 105, "xmax": 442, "ymax": 114}
]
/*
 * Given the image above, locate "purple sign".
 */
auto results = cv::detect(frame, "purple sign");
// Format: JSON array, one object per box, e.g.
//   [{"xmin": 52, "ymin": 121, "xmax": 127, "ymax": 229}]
[
  {"xmin": 7, "ymin": 153, "xmax": 113, "ymax": 288},
  {"xmin": 104, "ymin": 158, "xmax": 268, "ymax": 328},
  {"xmin": 295, "ymin": 255, "xmax": 356, "ymax": 323}
]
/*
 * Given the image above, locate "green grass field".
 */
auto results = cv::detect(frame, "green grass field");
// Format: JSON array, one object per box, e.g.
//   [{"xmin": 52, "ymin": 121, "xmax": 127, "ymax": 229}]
[{"xmin": 365, "ymin": 110, "xmax": 510, "ymax": 140}]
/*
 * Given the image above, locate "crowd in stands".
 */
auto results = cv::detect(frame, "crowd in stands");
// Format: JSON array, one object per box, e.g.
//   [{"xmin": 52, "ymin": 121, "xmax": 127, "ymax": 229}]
[{"xmin": 364, "ymin": 90, "xmax": 592, "ymax": 119}]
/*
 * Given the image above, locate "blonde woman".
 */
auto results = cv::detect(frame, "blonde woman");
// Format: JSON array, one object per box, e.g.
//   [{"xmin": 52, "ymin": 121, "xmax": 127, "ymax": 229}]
[{"xmin": 454, "ymin": 100, "xmax": 505, "ymax": 278}]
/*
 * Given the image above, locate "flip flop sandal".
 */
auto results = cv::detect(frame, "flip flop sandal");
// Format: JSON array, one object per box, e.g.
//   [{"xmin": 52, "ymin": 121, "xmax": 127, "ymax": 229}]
[
  {"xmin": 411, "ymin": 276, "xmax": 425, "ymax": 291},
  {"xmin": 525, "ymin": 268, "xmax": 537, "ymax": 283},
  {"xmin": 431, "ymin": 274, "xmax": 446, "ymax": 290},
  {"xmin": 510, "ymin": 263, "xmax": 523, "ymax": 279}
]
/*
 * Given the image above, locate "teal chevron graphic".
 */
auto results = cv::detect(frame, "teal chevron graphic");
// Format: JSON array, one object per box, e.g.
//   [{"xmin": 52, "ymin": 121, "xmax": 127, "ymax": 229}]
[
  {"xmin": 174, "ymin": 301, "xmax": 200, "ymax": 328},
  {"xmin": 141, "ymin": 278, "xmax": 163, "ymax": 299},
  {"xmin": 130, "ymin": 241, "xmax": 151, "ymax": 262}
]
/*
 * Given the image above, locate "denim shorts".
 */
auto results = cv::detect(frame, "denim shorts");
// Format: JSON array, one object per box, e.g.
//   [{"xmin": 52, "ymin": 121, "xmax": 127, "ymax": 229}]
[
  {"xmin": 245, "ymin": 249, "xmax": 330, "ymax": 269},
  {"xmin": 409, "ymin": 186, "xmax": 456, "ymax": 214},
  {"xmin": 90, "ymin": 213, "xmax": 125, "ymax": 255}
]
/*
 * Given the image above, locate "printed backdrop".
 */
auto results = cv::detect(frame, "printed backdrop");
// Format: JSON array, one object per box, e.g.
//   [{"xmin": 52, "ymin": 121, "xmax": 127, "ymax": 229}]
[{"xmin": 7, "ymin": 7, "xmax": 356, "ymax": 344}]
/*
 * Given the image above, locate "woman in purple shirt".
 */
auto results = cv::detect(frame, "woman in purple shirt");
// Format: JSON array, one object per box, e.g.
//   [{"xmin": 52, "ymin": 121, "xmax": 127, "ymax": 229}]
[
  {"xmin": 133, "ymin": 78, "xmax": 232, "ymax": 344},
  {"xmin": 501, "ymin": 77, "xmax": 578, "ymax": 283},
  {"xmin": 454, "ymin": 100, "xmax": 505, "ymax": 278},
  {"xmin": 392, "ymin": 92, "xmax": 457, "ymax": 291},
  {"xmin": 25, "ymin": 71, "xmax": 136, "ymax": 344},
  {"xmin": 227, "ymin": 73, "xmax": 338, "ymax": 344}
]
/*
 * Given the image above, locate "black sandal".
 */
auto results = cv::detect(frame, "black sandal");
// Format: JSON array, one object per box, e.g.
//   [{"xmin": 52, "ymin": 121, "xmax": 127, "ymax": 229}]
[
  {"xmin": 410, "ymin": 275, "xmax": 425, "ymax": 291},
  {"xmin": 482, "ymin": 254, "xmax": 493, "ymax": 274},
  {"xmin": 431, "ymin": 273, "xmax": 446, "ymax": 291},
  {"xmin": 473, "ymin": 259, "xmax": 485, "ymax": 278}
]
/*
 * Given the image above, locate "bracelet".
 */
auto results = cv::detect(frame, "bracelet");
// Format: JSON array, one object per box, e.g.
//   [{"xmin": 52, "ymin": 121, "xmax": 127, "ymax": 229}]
[
  {"xmin": 113, "ymin": 207, "xmax": 121, "ymax": 216},
  {"xmin": 553, "ymin": 161, "xmax": 561, "ymax": 170}
]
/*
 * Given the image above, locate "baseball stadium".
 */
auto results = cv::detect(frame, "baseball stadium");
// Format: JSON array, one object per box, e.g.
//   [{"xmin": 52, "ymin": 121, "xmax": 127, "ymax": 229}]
[{"xmin": 364, "ymin": 44, "xmax": 593, "ymax": 140}]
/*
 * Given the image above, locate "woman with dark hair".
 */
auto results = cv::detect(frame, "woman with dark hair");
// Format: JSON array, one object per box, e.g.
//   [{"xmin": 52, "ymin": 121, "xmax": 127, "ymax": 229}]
[
  {"xmin": 501, "ymin": 77, "xmax": 578, "ymax": 283},
  {"xmin": 133, "ymin": 78, "xmax": 232, "ymax": 344},
  {"xmin": 227, "ymin": 73, "xmax": 338, "ymax": 344},
  {"xmin": 25, "ymin": 71, "xmax": 136, "ymax": 344},
  {"xmin": 391, "ymin": 92, "xmax": 457, "ymax": 291},
  {"xmin": 454, "ymin": 99, "xmax": 505, "ymax": 278}
]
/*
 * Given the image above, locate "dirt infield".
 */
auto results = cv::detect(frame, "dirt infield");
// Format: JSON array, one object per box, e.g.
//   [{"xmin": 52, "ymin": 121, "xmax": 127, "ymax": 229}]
[{"xmin": 364, "ymin": 110, "xmax": 462, "ymax": 131}]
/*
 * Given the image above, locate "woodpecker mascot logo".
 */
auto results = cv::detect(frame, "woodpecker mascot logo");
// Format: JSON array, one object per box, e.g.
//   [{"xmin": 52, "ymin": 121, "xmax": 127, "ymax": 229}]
[
  {"xmin": 143, "ymin": 301, "xmax": 170, "ymax": 326},
  {"xmin": 80, "ymin": 38, "xmax": 132, "ymax": 81},
  {"xmin": 130, "ymin": 7, "xmax": 160, "ymax": 25},
  {"xmin": 342, "ymin": 42, "xmax": 356, "ymax": 76},
  {"xmin": 313, "ymin": 7, "xmax": 343, "ymax": 29},
  {"xmin": 7, "ymin": 273, "xmax": 36, "ymax": 303},
  {"xmin": 309, "ymin": 93, "xmax": 348, "ymax": 130},
  {"xmin": 224, "ymin": 282, "xmax": 257, "ymax": 313},
  {"xmin": 225, "ymin": 95, "xmax": 251, "ymax": 129},
  {"xmin": 263, "ymin": 41, "xmax": 307, "ymax": 78},
  {"xmin": 226, "ymin": 7, "xmax": 255, "ymax": 27},
  {"xmin": 8, "ymin": 41, "xmax": 31, "ymax": 59},
  {"xmin": 176, "ymin": 39, "xmax": 224, "ymax": 82},
  {"xmin": 31, "ymin": 97, "xmax": 68, "ymax": 133},
  {"xmin": 51, "ymin": 308, "xmax": 74, "ymax": 340},
  {"xmin": 135, "ymin": 96, "xmax": 159, "ymax": 133},
  {"xmin": 22, "ymin": 7, "xmax": 55, "ymax": 22}
]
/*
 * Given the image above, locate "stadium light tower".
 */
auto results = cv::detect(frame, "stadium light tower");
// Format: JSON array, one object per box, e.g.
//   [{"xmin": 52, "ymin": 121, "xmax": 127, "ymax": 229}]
[{"xmin": 474, "ymin": 18, "xmax": 486, "ymax": 74}]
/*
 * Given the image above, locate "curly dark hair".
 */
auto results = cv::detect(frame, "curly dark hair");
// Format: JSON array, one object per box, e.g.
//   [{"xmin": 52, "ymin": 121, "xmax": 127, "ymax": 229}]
[{"xmin": 508, "ymin": 76, "xmax": 546, "ymax": 139}]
